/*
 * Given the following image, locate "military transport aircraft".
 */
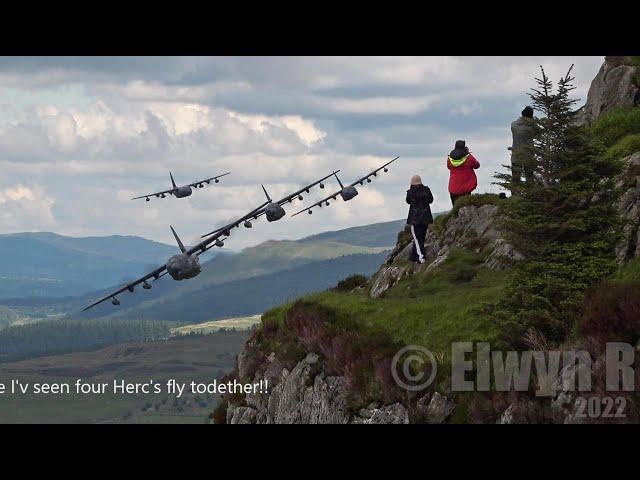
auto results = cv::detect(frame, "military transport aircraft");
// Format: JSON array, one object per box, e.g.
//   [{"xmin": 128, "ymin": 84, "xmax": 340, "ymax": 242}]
[
  {"xmin": 291, "ymin": 157, "xmax": 399, "ymax": 217},
  {"xmin": 131, "ymin": 171, "xmax": 231, "ymax": 202},
  {"xmin": 83, "ymin": 200, "xmax": 269, "ymax": 311},
  {"xmin": 200, "ymin": 170, "xmax": 340, "ymax": 237}
]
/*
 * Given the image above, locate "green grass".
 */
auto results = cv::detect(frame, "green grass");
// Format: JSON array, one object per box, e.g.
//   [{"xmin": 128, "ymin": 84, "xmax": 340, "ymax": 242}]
[
  {"xmin": 261, "ymin": 250, "xmax": 507, "ymax": 356},
  {"xmin": 605, "ymin": 133, "xmax": 640, "ymax": 161},
  {"xmin": 590, "ymin": 107, "xmax": 640, "ymax": 150},
  {"xmin": 614, "ymin": 257, "xmax": 640, "ymax": 282}
]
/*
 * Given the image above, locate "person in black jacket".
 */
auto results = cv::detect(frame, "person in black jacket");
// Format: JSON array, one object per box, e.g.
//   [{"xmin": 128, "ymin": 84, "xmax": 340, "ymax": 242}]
[{"xmin": 406, "ymin": 175, "xmax": 434, "ymax": 264}]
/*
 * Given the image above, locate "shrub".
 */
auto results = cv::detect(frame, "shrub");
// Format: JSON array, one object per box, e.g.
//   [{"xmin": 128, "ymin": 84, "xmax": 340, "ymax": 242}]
[
  {"xmin": 282, "ymin": 301, "xmax": 407, "ymax": 406},
  {"xmin": 210, "ymin": 401, "xmax": 228, "ymax": 424},
  {"xmin": 605, "ymin": 133, "xmax": 640, "ymax": 161},
  {"xmin": 333, "ymin": 274, "xmax": 368, "ymax": 292},
  {"xmin": 442, "ymin": 248, "xmax": 484, "ymax": 283},
  {"xmin": 590, "ymin": 107, "xmax": 640, "ymax": 148},
  {"xmin": 578, "ymin": 279, "xmax": 640, "ymax": 345}
]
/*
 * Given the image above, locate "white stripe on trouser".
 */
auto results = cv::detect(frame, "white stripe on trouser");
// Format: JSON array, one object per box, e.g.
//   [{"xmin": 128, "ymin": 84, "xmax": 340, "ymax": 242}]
[{"xmin": 410, "ymin": 225, "xmax": 425, "ymax": 263}]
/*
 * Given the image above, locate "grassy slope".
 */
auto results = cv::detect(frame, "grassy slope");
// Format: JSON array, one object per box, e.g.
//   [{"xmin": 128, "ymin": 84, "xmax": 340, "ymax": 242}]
[
  {"xmin": 82, "ymin": 240, "xmax": 389, "ymax": 319},
  {"xmin": 263, "ymin": 250, "xmax": 507, "ymax": 356}
]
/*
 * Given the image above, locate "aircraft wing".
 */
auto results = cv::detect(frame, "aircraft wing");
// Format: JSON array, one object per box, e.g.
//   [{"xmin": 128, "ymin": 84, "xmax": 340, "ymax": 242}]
[
  {"xmin": 186, "ymin": 172, "xmax": 231, "ymax": 188},
  {"xmin": 200, "ymin": 200, "xmax": 270, "ymax": 238},
  {"xmin": 83, "ymin": 264, "xmax": 168, "ymax": 311},
  {"xmin": 291, "ymin": 189, "xmax": 342, "ymax": 217},
  {"xmin": 347, "ymin": 156, "xmax": 399, "ymax": 188},
  {"xmin": 252, "ymin": 171, "xmax": 340, "ymax": 220},
  {"xmin": 275, "ymin": 171, "xmax": 340, "ymax": 206},
  {"xmin": 131, "ymin": 188, "xmax": 176, "ymax": 200}
]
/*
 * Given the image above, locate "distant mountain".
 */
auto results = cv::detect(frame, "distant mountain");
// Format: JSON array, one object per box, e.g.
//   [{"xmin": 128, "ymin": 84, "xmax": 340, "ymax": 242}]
[
  {"xmin": 7, "ymin": 219, "xmax": 407, "ymax": 320},
  {"xmin": 0, "ymin": 232, "xmax": 183, "ymax": 299},
  {"xmin": 299, "ymin": 219, "xmax": 406, "ymax": 247},
  {"xmin": 99, "ymin": 252, "xmax": 387, "ymax": 323}
]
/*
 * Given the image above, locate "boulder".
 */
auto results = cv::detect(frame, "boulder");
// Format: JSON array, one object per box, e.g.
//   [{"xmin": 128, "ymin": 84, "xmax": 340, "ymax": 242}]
[
  {"xmin": 369, "ymin": 265, "xmax": 409, "ymax": 299},
  {"xmin": 579, "ymin": 56, "xmax": 639, "ymax": 125},
  {"xmin": 425, "ymin": 392, "xmax": 455, "ymax": 424},
  {"xmin": 615, "ymin": 153, "xmax": 640, "ymax": 263},
  {"xmin": 354, "ymin": 403, "xmax": 410, "ymax": 424},
  {"xmin": 484, "ymin": 239, "xmax": 524, "ymax": 270}
]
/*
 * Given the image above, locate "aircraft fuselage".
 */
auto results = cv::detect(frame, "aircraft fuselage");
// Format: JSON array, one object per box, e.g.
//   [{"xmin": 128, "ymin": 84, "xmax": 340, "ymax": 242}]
[
  {"xmin": 174, "ymin": 186, "xmax": 193, "ymax": 198},
  {"xmin": 265, "ymin": 202, "xmax": 286, "ymax": 222},
  {"xmin": 166, "ymin": 253, "xmax": 201, "ymax": 280},
  {"xmin": 340, "ymin": 186, "xmax": 359, "ymax": 201}
]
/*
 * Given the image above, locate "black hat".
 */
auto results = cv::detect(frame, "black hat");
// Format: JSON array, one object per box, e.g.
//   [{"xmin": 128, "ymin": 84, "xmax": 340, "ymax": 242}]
[
  {"xmin": 450, "ymin": 140, "xmax": 469, "ymax": 160},
  {"xmin": 521, "ymin": 106, "xmax": 534, "ymax": 118}
]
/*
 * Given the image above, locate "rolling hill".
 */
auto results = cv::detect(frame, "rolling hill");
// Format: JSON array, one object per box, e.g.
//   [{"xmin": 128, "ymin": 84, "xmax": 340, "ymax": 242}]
[{"xmin": 0, "ymin": 232, "xmax": 183, "ymax": 299}]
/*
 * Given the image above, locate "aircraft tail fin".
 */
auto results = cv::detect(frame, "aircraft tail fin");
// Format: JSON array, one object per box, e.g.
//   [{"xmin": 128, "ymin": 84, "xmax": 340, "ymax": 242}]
[
  {"xmin": 170, "ymin": 225, "xmax": 187, "ymax": 253},
  {"xmin": 169, "ymin": 172, "xmax": 177, "ymax": 189},
  {"xmin": 333, "ymin": 171, "xmax": 344, "ymax": 189},
  {"xmin": 261, "ymin": 184, "xmax": 272, "ymax": 202}
]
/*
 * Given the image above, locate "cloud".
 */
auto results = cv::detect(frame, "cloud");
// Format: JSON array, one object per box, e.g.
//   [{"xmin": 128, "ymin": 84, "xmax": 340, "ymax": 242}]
[
  {"xmin": 0, "ymin": 56, "xmax": 605, "ymax": 249},
  {"xmin": 0, "ymin": 185, "xmax": 55, "ymax": 231}
]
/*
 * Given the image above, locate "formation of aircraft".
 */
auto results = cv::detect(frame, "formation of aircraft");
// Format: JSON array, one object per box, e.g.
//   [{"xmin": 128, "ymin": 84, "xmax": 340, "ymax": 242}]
[
  {"xmin": 83, "ymin": 200, "xmax": 270, "ymax": 310},
  {"xmin": 291, "ymin": 157, "xmax": 399, "ymax": 217},
  {"xmin": 83, "ymin": 171, "xmax": 340, "ymax": 311},
  {"xmin": 84, "ymin": 158, "xmax": 399, "ymax": 311},
  {"xmin": 131, "ymin": 171, "xmax": 230, "ymax": 202}
]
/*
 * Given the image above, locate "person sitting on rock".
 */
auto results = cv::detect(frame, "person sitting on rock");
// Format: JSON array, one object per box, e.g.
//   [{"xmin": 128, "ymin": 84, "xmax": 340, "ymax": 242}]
[
  {"xmin": 447, "ymin": 139, "xmax": 480, "ymax": 206},
  {"xmin": 406, "ymin": 175, "xmax": 434, "ymax": 264}
]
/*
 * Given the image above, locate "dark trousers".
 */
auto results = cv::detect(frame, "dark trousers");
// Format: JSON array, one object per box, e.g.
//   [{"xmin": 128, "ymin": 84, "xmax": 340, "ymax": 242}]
[
  {"xmin": 450, "ymin": 192, "xmax": 470, "ymax": 207},
  {"xmin": 512, "ymin": 161, "xmax": 534, "ymax": 185},
  {"xmin": 409, "ymin": 224, "xmax": 428, "ymax": 263}
]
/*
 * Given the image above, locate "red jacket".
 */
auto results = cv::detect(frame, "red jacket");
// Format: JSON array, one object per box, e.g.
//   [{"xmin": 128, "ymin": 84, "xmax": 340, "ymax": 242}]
[{"xmin": 447, "ymin": 153, "xmax": 480, "ymax": 195}]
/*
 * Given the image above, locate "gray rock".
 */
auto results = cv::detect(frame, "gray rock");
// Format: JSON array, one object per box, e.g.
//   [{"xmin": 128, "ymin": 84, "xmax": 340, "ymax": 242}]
[
  {"xmin": 498, "ymin": 404, "xmax": 516, "ymax": 424},
  {"xmin": 370, "ymin": 265, "xmax": 409, "ymax": 299},
  {"xmin": 426, "ymin": 392, "xmax": 455, "ymax": 424},
  {"xmin": 580, "ymin": 57, "xmax": 640, "ymax": 125},
  {"xmin": 300, "ymin": 375, "xmax": 350, "ymax": 424},
  {"xmin": 615, "ymin": 153, "xmax": 640, "ymax": 264},
  {"xmin": 484, "ymin": 239, "xmax": 524, "ymax": 270},
  {"xmin": 268, "ymin": 353, "xmax": 319, "ymax": 424},
  {"xmin": 354, "ymin": 403, "xmax": 410, "ymax": 424},
  {"xmin": 228, "ymin": 406, "xmax": 258, "ymax": 424}
]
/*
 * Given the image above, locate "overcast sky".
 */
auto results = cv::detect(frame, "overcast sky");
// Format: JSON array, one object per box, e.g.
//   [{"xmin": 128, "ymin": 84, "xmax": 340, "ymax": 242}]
[{"xmin": 0, "ymin": 56, "xmax": 603, "ymax": 250}]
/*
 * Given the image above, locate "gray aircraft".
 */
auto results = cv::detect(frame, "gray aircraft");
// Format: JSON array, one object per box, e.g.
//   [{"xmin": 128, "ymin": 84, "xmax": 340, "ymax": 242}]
[
  {"xmin": 200, "ymin": 170, "xmax": 340, "ymax": 237},
  {"xmin": 131, "ymin": 171, "xmax": 230, "ymax": 202},
  {"xmin": 291, "ymin": 157, "xmax": 399, "ymax": 217},
  {"xmin": 82, "ymin": 200, "xmax": 269, "ymax": 311}
]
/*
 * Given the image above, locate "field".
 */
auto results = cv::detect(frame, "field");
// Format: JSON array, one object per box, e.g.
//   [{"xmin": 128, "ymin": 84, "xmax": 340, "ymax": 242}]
[
  {"xmin": 0, "ymin": 330, "xmax": 250, "ymax": 424},
  {"xmin": 171, "ymin": 315, "xmax": 262, "ymax": 336}
]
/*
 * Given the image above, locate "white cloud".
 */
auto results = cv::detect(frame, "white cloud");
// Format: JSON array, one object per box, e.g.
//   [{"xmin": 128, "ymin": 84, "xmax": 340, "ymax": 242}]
[
  {"xmin": 0, "ymin": 56, "xmax": 605, "ymax": 249},
  {"xmin": 0, "ymin": 185, "xmax": 55, "ymax": 231}
]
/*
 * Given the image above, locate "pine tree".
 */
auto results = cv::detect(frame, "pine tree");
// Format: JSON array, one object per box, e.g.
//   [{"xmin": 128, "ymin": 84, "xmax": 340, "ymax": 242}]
[{"xmin": 494, "ymin": 65, "xmax": 622, "ymax": 347}]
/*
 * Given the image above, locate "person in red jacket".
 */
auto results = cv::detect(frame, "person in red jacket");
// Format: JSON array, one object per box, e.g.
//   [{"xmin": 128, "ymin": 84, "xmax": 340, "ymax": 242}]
[{"xmin": 447, "ymin": 139, "xmax": 480, "ymax": 206}]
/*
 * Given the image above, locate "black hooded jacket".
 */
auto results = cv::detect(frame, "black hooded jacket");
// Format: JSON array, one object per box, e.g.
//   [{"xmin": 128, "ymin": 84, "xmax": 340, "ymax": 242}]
[{"xmin": 406, "ymin": 184, "xmax": 434, "ymax": 226}]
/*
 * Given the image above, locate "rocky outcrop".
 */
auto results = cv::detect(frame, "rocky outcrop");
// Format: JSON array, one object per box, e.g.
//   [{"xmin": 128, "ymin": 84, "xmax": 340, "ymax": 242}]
[
  {"xmin": 615, "ymin": 152, "xmax": 640, "ymax": 263},
  {"xmin": 578, "ymin": 56, "xmax": 639, "ymax": 126},
  {"xmin": 369, "ymin": 202, "xmax": 521, "ymax": 298},
  {"xmin": 226, "ymin": 352, "xmax": 413, "ymax": 424}
]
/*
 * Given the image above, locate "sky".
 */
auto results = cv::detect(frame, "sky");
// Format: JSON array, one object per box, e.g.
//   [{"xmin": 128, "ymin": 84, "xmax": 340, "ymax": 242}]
[{"xmin": 0, "ymin": 56, "xmax": 604, "ymax": 251}]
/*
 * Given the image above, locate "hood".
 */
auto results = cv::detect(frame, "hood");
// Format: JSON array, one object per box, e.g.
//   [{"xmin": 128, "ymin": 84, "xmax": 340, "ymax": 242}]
[{"xmin": 449, "ymin": 147, "xmax": 469, "ymax": 160}]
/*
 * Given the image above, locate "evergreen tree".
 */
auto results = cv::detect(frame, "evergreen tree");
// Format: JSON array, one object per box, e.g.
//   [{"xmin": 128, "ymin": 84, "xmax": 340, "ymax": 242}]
[{"xmin": 494, "ymin": 65, "xmax": 622, "ymax": 346}]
